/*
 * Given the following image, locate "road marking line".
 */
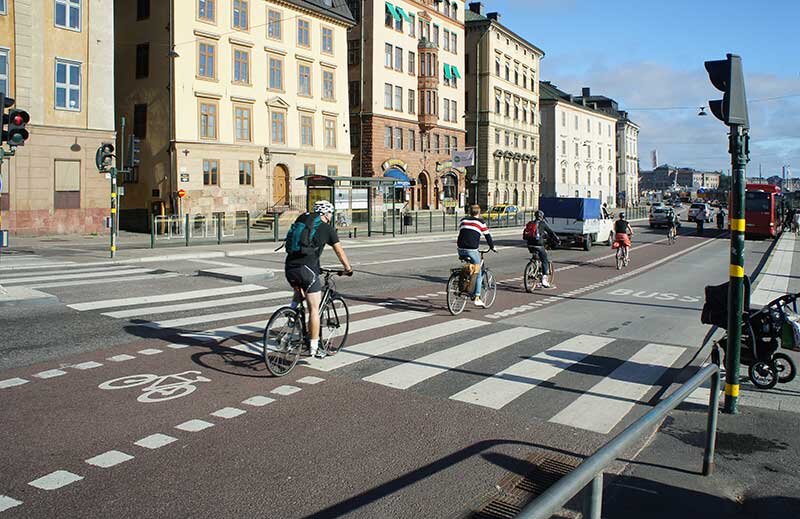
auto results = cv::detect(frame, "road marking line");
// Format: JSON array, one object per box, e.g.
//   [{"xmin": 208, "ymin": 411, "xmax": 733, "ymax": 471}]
[
  {"xmin": 103, "ymin": 291, "xmax": 294, "ymax": 319},
  {"xmin": 137, "ymin": 348, "xmax": 162, "ymax": 356},
  {"xmin": 188, "ymin": 259, "xmax": 241, "ymax": 267},
  {"xmin": 0, "ymin": 378, "xmax": 29, "ymax": 389},
  {"xmin": 211, "ymin": 407, "xmax": 247, "ymax": 419},
  {"xmin": 134, "ymin": 433, "xmax": 178, "ymax": 449},
  {"xmin": 27, "ymin": 273, "xmax": 181, "ymax": 289},
  {"xmin": 85, "ymin": 450, "xmax": 134, "ymax": 468},
  {"xmin": 549, "ymin": 343, "xmax": 686, "ymax": 434},
  {"xmin": 242, "ymin": 396, "xmax": 276, "ymax": 407},
  {"xmin": 28, "ymin": 471, "xmax": 83, "ymax": 490},
  {"xmin": 297, "ymin": 376, "xmax": 325, "ymax": 385},
  {"xmin": 167, "ymin": 344, "xmax": 190, "ymax": 349},
  {"xmin": 349, "ymin": 310, "xmax": 429, "ymax": 335},
  {"xmin": 307, "ymin": 318, "xmax": 490, "ymax": 372},
  {"xmin": 364, "ymin": 327, "xmax": 548, "ymax": 390},
  {"xmin": 450, "ymin": 334, "xmax": 615, "ymax": 409},
  {"xmin": 33, "ymin": 369, "xmax": 67, "ymax": 379},
  {"xmin": 144, "ymin": 305, "xmax": 282, "ymax": 330},
  {"xmin": 3, "ymin": 267, "xmax": 152, "ymax": 285},
  {"xmin": 0, "ymin": 495, "xmax": 22, "ymax": 512},
  {"xmin": 107, "ymin": 354, "xmax": 136, "ymax": 362},
  {"xmin": 71, "ymin": 361, "xmax": 103, "ymax": 370},
  {"xmin": 0, "ymin": 261, "xmax": 77, "ymax": 271},
  {"xmin": 271, "ymin": 385, "xmax": 302, "ymax": 396},
  {"xmin": 0, "ymin": 264, "xmax": 137, "ymax": 279},
  {"xmin": 175, "ymin": 419, "xmax": 214, "ymax": 432},
  {"xmin": 68, "ymin": 285, "xmax": 267, "ymax": 311}
]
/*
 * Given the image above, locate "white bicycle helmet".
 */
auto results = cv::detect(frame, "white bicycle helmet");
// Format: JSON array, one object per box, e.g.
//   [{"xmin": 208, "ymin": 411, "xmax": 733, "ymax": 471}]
[{"xmin": 313, "ymin": 200, "xmax": 335, "ymax": 215}]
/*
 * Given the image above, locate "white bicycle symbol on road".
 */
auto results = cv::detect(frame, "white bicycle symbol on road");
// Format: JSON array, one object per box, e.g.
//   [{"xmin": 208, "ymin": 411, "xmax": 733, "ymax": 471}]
[{"xmin": 98, "ymin": 370, "xmax": 211, "ymax": 403}]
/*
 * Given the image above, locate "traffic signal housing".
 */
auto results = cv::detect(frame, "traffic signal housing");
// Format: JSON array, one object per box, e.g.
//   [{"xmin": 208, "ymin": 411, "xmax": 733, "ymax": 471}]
[
  {"xmin": 129, "ymin": 135, "xmax": 141, "ymax": 168},
  {"xmin": 6, "ymin": 109, "xmax": 30, "ymax": 147},
  {"xmin": 95, "ymin": 142, "xmax": 115, "ymax": 171},
  {"xmin": 1, "ymin": 93, "xmax": 15, "ymax": 146},
  {"xmin": 704, "ymin": 53, "xmax": 749, "ymax": 128}
]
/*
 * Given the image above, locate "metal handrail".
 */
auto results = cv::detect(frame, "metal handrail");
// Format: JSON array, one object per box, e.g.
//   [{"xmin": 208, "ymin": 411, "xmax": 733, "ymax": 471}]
[{"xmin": 518, "ymin": 359, "xmax": 721, "ymax": 519}]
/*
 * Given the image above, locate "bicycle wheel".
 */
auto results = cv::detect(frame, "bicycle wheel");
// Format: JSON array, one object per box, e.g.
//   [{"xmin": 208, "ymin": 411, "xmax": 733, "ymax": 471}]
[
  {"xmin": 446, "ymin": 272, "xmax": 468, "ymax": 315},
  {"xmin": 749, "ymin": 361, "xmax": 778, "ymax": 390},
  {"xmin": 616, "ymin": 249, "xmax": 623, "ymax": 270},
  {"xmin": 263, "ymin": 307, "xmax": 302, "ymax": 377},
  {"xmin": 482, "ymin": 269, "xmax": 497, "ymax": 308},
  {"xmin": 320, "ymin": 296, "xmax": 349, "ymax": 356},
  {"xmin": 524, "ymin": 260, "xmax": 539, "ymax": 293},
  {"xmin": 773, "ymin": 352, "xmax": 796, "ymax": 383}
]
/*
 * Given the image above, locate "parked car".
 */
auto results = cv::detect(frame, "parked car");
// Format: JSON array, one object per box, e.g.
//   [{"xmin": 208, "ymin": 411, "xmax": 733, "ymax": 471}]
[
  {"xmin": 649, "ymin": 208, "xmax": 680, "ymax": 228},
  {"xmin": 483, "ymin": 204, "xmax": 518, "ymax": 221},
  {"xmin": 688, "ymin": 203, "xmax": 713, "ymax": 222},
  {"xmin": 649, "ymin": 202, "xmax": 666, "ymax": 214}
]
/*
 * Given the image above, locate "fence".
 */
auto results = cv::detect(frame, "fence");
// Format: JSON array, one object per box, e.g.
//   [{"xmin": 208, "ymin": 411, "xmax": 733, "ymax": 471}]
[{"xmin": 151, "ymin": 212, "xmax": 280, "ymax": 248}]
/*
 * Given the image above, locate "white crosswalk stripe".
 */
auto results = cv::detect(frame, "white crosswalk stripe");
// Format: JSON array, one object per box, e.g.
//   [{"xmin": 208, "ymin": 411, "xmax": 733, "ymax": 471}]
[
  {"xmin": 102, "ymin": 291, "xmax": 294, "ymax": 318},
  {"xmin": 2, "ymin": 267, "xmax": 153, "ymax": 285},
  {"xmin": 68, "ymin": 285, "xmax": 267, "ymax": 311}
]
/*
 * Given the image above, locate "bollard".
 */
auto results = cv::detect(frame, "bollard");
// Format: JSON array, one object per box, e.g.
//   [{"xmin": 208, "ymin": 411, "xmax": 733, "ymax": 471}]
[
  {"xmin": 442, "ymin": 210, "xmax": 446, "ymax": 232},
  {"xmin": 429, "ymin": 210, "xmax": 433, "ymax": 232},
  {"xmin": 246, "ymin": 213, "xmax": 251, "ymax": 243},
  {"xmin": 273, "ymin": 213, "xmax": 279, "ymax": 242},
  {"xmin": 415, "ymin": 213, "xmax": 419, "ymax": 234},
  {"xmin": 354, "ymin": 227, "xmax": 358, "ymax": 239},
  {"xmin": 185, "ymin": 214, "xmax": 190, "ymax": 247},
  {"xmin": 150, "ymin": 216, "xmax": 156, "ymax": 248},
  {"xmin": 581, "ymin": 473, "xmax": 603, "ymax": 519},
  {"xmin": 217, "ymin": 212, "xmax": 223, "ymax": 244}
]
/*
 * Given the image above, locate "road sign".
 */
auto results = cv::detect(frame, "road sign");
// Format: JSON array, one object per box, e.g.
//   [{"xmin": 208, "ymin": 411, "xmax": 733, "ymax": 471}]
[
  {"xmin": 118, "ymin": 186, "xmax": 125, "ymax": 196},
  {"xmin": 177, "ymin": 189, "xmax": 187, "ymax": 198},
  {"xmin": 180, "ymin": 173, "xmax": 190, "ymax": 183}
]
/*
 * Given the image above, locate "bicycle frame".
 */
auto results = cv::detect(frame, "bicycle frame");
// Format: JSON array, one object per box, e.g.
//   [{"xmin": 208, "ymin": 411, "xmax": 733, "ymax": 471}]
[{"xmin": 294, "ymin": 269, "xmax": 343, "ymax": 344}]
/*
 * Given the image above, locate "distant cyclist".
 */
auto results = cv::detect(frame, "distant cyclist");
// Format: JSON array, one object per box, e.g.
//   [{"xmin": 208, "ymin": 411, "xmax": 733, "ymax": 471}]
[
  {"xmin": 284, "ymin": 200, "xmax": 353, "ymax": 358},
  {"xmin": 667, "ymin": 208, "xmax": 679, "ymax": 241},
  {"xmin": 457, "ymin": 205, "xmax": 495, "ymax": 307},
  {"xmin": 614, "ymin": 212, "xmax": 634, "ymax": 264},
  {"xmin": 524, "ymin": 210, "xmax": 560, "ymax": 288}
]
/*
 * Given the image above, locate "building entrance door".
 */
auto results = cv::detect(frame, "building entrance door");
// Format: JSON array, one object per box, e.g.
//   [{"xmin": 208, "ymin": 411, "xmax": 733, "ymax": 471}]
[{"xmin": 272, "ymin": 164, "xmax": 289, "ymax": 207}]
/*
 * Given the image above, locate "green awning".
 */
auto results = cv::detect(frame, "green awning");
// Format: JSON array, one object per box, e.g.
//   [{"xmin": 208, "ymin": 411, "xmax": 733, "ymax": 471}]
[
  {"xmin": 443, "ymin": 64, "xmax": 452, "ymax": 80},
  {"xmin": 395, "ymin": 6, "xmax": 412, "ymax": 23},
  {"xmin": 385, "ymin": 2, "xmax": 401, "ymax": 22},
  {"xmin": 451, "ymin": 66, "xmax": 462, "ymax": 79}
]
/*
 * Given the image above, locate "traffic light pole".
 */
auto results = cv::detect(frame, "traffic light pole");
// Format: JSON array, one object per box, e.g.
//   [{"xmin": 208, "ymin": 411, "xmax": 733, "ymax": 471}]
[
  {"xmin": 724, "ymin": 124, "xmax": 749, "ymax": 414},
  {"xmin": 110, "ymin": 167, "xmax": 118, "ymax": 259}
]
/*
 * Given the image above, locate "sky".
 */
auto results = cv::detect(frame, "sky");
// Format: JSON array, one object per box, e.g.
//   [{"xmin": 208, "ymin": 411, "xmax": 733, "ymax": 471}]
[{"xmin": 489, "ymin": 0, "xmax": 800, "ymax": 177}]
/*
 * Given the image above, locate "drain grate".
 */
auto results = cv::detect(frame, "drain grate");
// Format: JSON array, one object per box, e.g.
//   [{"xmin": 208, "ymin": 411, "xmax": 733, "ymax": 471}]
[{"xmin": 467, "ymin": 453, "xmax": 580, "ymax": 519}]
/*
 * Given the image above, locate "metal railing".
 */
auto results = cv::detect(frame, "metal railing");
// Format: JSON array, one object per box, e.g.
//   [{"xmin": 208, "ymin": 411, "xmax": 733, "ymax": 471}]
[
  {"xmin": 150, "ymin": 212, "xmax": 281, "ymax": 248},
  {"xmin": 518, "ymin": 359, "xmax": 721, "ymax": 519}
]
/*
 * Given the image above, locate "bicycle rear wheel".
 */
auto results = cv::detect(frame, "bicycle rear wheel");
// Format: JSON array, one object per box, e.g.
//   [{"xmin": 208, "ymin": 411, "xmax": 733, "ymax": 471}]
[
  {"xmin": 524, "ymin": 260, "xmax": 539, "ymax": 293},
  {"xmin": 320, "ymin": 296, "xmax": 349, "ymax": 356},
  {"xmin": 446, "ymin": 272, "xmax": 468, "ymax": 315},
  {"xmin": 482, "ymin": 269, "xmax": 497, "ymax": 308},
  {"xmin": 263, "ymin": 307, "xmax": 302, "ymax": 377},
  {"xmin": 616, "ymin": 249, "xmax": 623, "ymax": 270}
]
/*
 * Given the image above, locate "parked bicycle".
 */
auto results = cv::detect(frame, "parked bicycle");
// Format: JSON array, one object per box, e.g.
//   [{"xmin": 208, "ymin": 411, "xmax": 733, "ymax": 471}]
[
  {"xmin": 447, "ymin": 249, "xmax": 497, "ymax": 315},
  {"xmin": 263, "ymin": 268, "xmax": 350, "ymax": 377}
]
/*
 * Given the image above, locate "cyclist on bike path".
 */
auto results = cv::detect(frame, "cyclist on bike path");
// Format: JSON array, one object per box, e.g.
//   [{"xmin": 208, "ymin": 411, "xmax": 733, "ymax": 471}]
[
  {"xmin": 457, "ymin": 205, "xmax": 495, "ymax": 308},
  {"xmin": 613, "ymin": 212, "xmax": 634, "ymax": 257},
  {"xmin": 285, "ymin": 200, "xmax": 353, "ymax": 358},
  {"xmin": 667, "ymin": 208, "xmax": 679, "ymax": 238},
  {"xmin": 525, "ymin": 210, "xmax": 560, "ymax": 288}
]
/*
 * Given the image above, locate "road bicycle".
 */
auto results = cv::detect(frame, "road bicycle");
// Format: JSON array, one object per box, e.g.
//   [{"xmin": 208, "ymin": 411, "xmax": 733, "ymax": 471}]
[
  {"xmin": 667, "ymin": 225, "xmax": 678, "ymax": 245},
  {"xmin": 447, "ymin": 249, "xmax": 497, "ymax": 316},
  {"xmin": 98, "ymin": 370, "xmax": 210, "ymax": 403},
  {"xmin": 615, "ymin": 242, "xmax": 630, "ymax": 270},
  {"xmin": 263, "ymin": 268, "xmax": 350, "ymax": 377},
  {"xmin": 523, "ymin": 245, "xmax": 557, "ymax": 293}
]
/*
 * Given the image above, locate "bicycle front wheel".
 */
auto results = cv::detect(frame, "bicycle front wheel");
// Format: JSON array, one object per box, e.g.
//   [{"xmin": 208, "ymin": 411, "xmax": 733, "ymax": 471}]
[
  {"xmin": 482, "ymin": 269, "xmax": 497, "ymax": 308},
  {"xmin": 524, "ymin": 260, "xmax": 539, "ymax": 293},
  {"xmin": 263, "ymin": 307, "xmax": 302, "ymax": 377},
  {"xmin": 321, "ymin": 296, "xmax": 349, "ymax": 356},
  {"xmin": 446, "ymin": 272, "xmax": 468, "ymax": 315}
]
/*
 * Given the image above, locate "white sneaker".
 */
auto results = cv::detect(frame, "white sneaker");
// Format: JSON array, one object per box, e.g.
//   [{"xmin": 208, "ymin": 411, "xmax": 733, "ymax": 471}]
[
  {"xmin": 309, "ymin": 348, "xmax": 318, "ymax": 358},
  {"xmin": 474, "ymin": 298, "xmax": 486, "ymax": 308},
  {"xmin": 541, "ymin": 275, "xmax": 552, "ymax": 289}
]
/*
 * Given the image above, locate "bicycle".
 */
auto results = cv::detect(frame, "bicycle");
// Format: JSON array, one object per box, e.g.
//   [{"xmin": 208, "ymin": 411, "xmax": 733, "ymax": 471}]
[
  {"xmin": 262, "ymin": 268, "xmax": 351, "ymax": 377},
  {"xmin": 446, "ymin": 249, "xmax": 497, "ymax": 316},
  {"xmin": 523, "ymin": 241, "xmax": 558, "ymax": 293},
  {"xmin": 615, "ymin": 240, "xmax": 630, "ymax": 270},
  {"xmin": 667, "ymin": 225, "xmax": 677, "ymax": 245}
]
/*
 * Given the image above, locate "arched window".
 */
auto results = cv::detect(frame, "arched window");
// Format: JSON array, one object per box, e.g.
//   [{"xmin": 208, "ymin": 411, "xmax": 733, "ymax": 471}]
[
  {"xmin": 494, "ymin": 188, "xmax": 500, "ymax": 204},
  {"xmin": 441, "ymin": 173, "xmax": 457, "ymax": 200}
]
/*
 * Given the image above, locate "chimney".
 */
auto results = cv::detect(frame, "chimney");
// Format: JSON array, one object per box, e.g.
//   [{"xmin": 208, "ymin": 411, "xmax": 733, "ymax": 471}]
[
  {"xmin": 487, "ymin": 12, "xmax": 501, "ymax": 21},
  {"xmin": 468, "ymin": 2, "xmax": 485, "ymax": 15},
  {"xmin": 582, "ymin": 87, "xmax": 591, "ymax": 97}
]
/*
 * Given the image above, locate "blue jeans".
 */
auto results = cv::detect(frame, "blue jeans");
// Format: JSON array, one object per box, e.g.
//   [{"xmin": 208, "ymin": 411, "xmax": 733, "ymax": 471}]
[{"xmin": 458, "ymin": 248, "xmax": 482, "ymax": 297}]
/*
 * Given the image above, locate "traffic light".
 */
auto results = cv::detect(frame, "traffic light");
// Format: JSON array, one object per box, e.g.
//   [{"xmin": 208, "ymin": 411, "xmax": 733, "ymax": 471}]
[
  {"xmin": 704, "ymin": 53, "xmax": 749, "ymax": 128},
  {"xmin": 6, "ymin": 109, "xmax": 30, "ymax": 147},
  {"xmin": 129, "ymin": 135, "xmax": 141, "ymax": 168},
  {"xmin": 95, "ymin": 142, "xmax": 115, "ymax": 171},
  {"xmin": 0, "ymin": 93, "xmax": 15, "ymax": 146}
]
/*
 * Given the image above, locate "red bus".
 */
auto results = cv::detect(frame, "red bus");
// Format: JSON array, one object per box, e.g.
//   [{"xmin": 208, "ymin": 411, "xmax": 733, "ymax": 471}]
[{"xmin": 743, "ymin": 183, "xmax": 782, "ymax": 238}]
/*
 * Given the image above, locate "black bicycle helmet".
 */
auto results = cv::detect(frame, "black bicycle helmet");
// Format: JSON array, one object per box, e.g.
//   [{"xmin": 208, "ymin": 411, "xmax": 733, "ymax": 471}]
[{"xmin": 535, "ymin": 210, "xmax": 544, "ymax": 219}]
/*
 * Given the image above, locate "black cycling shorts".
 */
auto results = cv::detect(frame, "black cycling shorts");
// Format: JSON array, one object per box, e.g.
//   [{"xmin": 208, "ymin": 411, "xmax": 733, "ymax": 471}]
[{"xmin": 285, "ymin": 265, "xmax": 322, "ymax": 294}]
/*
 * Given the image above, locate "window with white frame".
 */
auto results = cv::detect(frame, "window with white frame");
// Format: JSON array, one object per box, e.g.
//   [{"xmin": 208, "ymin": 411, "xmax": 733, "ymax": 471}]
[
  {"xmin": 322, "ymin": 27, "xmax": 333, "ymax": 54},
  {"xmin": 55, "ymin": 0, "xmax": 81, "ymax": 31},
  {"xmin": 322, "ymin": 69, "xmax": 334, "ymax": 100},
  {"xmin": 0, "ymin": 48, "xmax": 8, "ymax": 95},
  {"xmin": 443, "ymin": 29, "xmax": 450, "ymax": 51},
  {"xmin": 300, "ymin": 114, "xmax": 313, "ymax": 146},
  {"xmin": 297, "ymin": 19, "xmax": 310, "ymax": 47},
  {"xmin": 384, "ymin": 83, "xmax": 392, "ymax": 109},
  {"xmin": 298, "ymin": 63, "xmax": 311, "ymax": 96},
  {"xmin": 443, "ymin": 99, "xmax": 450, "ymax": 121},
  {"xmin": 394, "ymin": 85, "xmax": 402, "ymax": 111},
  {"xmin": 451, "ymin": 100, "xmax": 457, "ymax": 121},
  {"xmin": 55, "ymin": 59, "xmax": 81, "ymax": 111},
  {"xmin": 408, "ymin": 51, "xmax": 415, "ymax": 75},
  {"xmin": 324, "ymin": 117, "xmax": 336, "ymax": 148},
  {"xmin": 408, "ymin": 89, "xmax": 415, "ymax": 114},
  {"xmin": 271, "ymin": 110, "xmax": 286, "ymax": 144},
  {"xmin": 385, "ymin": 43, "xmax": 392, "ymax": 68},
  {"xmin": 394, "ymin": 47, "xmax": 402, "ymax": 72},
  {"xmin": 0, "ymin": 0, "xmax": 7, "ymax": 15},
  {"xmin": 451, "ymin": 33, "xmax": 456, "ymax": 54}
]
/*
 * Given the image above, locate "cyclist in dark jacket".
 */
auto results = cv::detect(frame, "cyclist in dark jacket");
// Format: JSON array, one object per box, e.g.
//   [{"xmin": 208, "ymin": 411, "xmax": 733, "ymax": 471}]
[{"xmin": 525, "ymin": 210, "xmax": 560, "ymax": 288}]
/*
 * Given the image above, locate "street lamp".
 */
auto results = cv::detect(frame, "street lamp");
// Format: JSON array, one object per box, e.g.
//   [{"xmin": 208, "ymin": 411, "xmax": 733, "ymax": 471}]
[{"xmin": 258, "ymin": 147, "xmax": 271, "ymax": 169}]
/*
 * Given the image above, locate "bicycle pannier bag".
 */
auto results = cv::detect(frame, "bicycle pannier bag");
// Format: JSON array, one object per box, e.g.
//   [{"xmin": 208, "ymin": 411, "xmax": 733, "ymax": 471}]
[{"xmin": 285, "ymin": 213, "xmax": 323, "ymax": 258}]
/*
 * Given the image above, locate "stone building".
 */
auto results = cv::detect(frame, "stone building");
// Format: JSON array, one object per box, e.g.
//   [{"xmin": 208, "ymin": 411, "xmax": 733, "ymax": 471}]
[
  {"xmin": 1, "ymin": 0, "xmax": 116, "ymax": 235},
  {"xmin": 464, "ymin": 2, "xmax": 543, "ymax": 209}
]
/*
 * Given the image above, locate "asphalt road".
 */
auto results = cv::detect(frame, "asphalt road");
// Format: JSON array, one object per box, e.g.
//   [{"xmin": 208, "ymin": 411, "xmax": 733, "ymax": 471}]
[{"xmin": 0, "ymin": 219, "xmax": 786, "ymax": 518}]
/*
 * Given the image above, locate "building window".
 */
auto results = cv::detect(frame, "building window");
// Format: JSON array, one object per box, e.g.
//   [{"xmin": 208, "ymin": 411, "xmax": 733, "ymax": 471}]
[
  {"xmin": 434, "ymin": 134, "xmax": 440, "ymax": 153},
  {"xmin": 55, "ymin": 59, "xmax": 81, "ymax": 111},
  {"xmin": 504, "ymin": 99, "xmax": 510, "ymax": 117},
  {"xmin": 233, "ymin": 48, "xmax": 250, "ymax": 83},
  {"xmin": 384, "ymin": 83, "xmax": 392, "ymax": 109},
  {"xmin": 297, "ymin": 19, "xmax": 310, "ymax": 47},
  {"xmin": 271, "ymin": 110, "xmax": 286, "ymax": 144},
  {"xmin": 394, "ymin": 127, "xmax": 402, "ymax": 150},
  {"xmin": 328, "ymin": 165, "xmax": 338, "ymax": 176},
  {"xmin": 133, "ymin": 103, "xmax": 147, "ymax": 138},
  {"xmin": 268, "ymin": 56, "xmax": 283, "ymax": 90},
  {"xmin": 561, "ymin": 167, "xmax": 567, "ymax": 184},
  {"xmin": 135, "ymin": 43, "xmax": 149, "ymax": 79},
  {"xmin": 495, "ymin": 130, "xmax": 500, "ymax": 145},
  {"xmin": 394, "ymin": 85, "xmax": 402, "ymax": 111},
  {"xmin": 53, "ymin": 160, "xmax": 81, "ymax": 209},
  {"xmin": 574, "ymin": 115, "xmax": 578, "ymax": 130},
  {"xmin": 0, "ymin": 49, "xmax": 9, "ymax": 95},
  {"xmin": 451, "ymin": 33, "xmax": 457, "ymax": 54},
  {"xmin": 198, "ymin": 0, "xmax": 215, "ymax": 22},
  {"xmin": 322, "ymin": 27, "xmax": 333, "ymax": 54},
  {"xmin": 239, "ymin": 161, "xmax": 253, "ymax": 185},
  {"xmin": 268, "ymin": 9, "xmax": 281, "ymax": 39},
  {"xmin": 443, "ymin": 99, "xmax": 450, "ymax": 122},
  {"xmin": 514, "ymin": 69, "xmax": 519, "ymax": 85},
  {"xmin": 298, "ymin": 63, "xmax": 311, "ymax": 96},
  {"xmin": 433, "ymin": 24, "xmax": 439, "ymax": 46},
  {"xmin": 384, "ymin": 3, "xmax": 393, "ymax": 27},
  {"xmin": 199, "ymin": 100, "xmax": 217, "ymax": 139},
  {"xmin": 504, "ymin": 131, "xmax": 509, "ymax": 146},
  {"xmin": 505, "ymin": 63, "xmax": 509, "ymax": 81},
  {"xmin": 409, "ymin": 14, "xmax": 416, "ymax": 36},
  {"xmin": 136, "ymin": 0, "xmax": 150, "ymax": 20},
  {"xmin": 347, "ymin": 39, "xmax": 360, "ymax": 65},
  {"xmin": 384, "ymin": 126, "xmax": 392, "ymax": 148},
  {"xmin": 348, "ymin": 80, "xmax": 359, "ymax": 106},
  {"xmin": 495, "ymin": 95, "xmax": 501, "ymax": 114},
  {"xmin": 322, "ymin": 69, "xmax": 335, "ymax": 100},
  {"xmin": 300, "ymin": 114, "xmax": 313, "ymax": 146},
  {"xmin": 385, "ymin": 43, "xmax": 393, "ymax": 68},
  {"xmin": 408, "ymin": 89, "xmax": 415, "ymax": 114},
  {"xmin": 232, "ymin": 0, "xmax": 248, "ymax": 30},
  {"xmin": 234, "ymin": 105, "xmax": 251, "ymax": 142},
  {"xmin": 395, "ymin": 47, "xmax": 403, "ymax": 72},
  {"xmin": 55, "ymin": 0, "xmax": 81, "ymax": 31},
  {"xmin": 303, "ymin": 164, "xmax": 315, "ymax": 177},
  {"xmin": 198, "ymin": 41, "xmax": 216, "ymax": 78},
  {"xmin": 443, "ymin": 29, "xmax": 450, "ymax": 51},
  {"xmin": 203, "ymin": 159, "xmax": 219, "ymax": 186},
  {"xmin": 408, "ymin": 51, "xmax": 415, "ymax": 75},
  {"xmin": 408, "ymin": 129, "xmax": 415, "ymax": 151},
  {"xmin": 324, "ymin": 117, "xmax": 336, "ymax": 148},
  {"xmin": 495, "ymin": 58, "xmax": 500, "ymax": 76}
]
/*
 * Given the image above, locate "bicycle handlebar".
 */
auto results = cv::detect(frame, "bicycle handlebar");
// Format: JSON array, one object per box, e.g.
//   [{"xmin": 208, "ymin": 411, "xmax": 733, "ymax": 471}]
[{"xmin": 320, "ymin": 268, "xmax": 353, "ymax": 277}]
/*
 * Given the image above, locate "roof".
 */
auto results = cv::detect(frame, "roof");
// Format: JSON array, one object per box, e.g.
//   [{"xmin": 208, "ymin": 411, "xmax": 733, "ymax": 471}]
[
  {"xmin": 464, "ymin": 9, "xmax": 545, "ymax": 57},
  {"xmin": 539, "ymin": 81, "xmax": 618, "ymax": 120},
  {"xmin": 282, "ymin": 0, "xmax": 355, "ymax": 25}
]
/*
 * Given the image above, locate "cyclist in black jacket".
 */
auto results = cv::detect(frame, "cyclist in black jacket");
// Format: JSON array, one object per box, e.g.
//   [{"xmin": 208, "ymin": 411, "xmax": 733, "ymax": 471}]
[{"xmin": 525, "ymin": 210, "xmax": 560, "ymax": 288}]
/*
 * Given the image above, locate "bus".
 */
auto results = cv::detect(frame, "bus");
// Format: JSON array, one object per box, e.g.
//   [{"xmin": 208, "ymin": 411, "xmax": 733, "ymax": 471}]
[{"xmin": 743, "ymin": 183, "xmax": 782, "ymax": 238}]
